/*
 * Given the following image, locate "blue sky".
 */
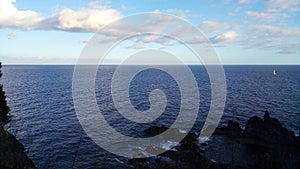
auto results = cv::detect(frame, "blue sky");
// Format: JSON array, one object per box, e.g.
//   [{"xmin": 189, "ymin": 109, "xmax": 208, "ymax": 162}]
[{"xmin": 0, "ymin": 0, "xmax": 299, "ymax": 64}]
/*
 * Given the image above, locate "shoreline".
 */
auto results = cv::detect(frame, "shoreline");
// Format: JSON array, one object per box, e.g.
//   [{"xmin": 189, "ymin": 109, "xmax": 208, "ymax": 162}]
[
  {"xmin": 0, "ymin": 111, "xmax": 299, "ymax": 169},
  {"xmin": 129, "ymin": 111, "xmax": 300, "ymax": 169}
]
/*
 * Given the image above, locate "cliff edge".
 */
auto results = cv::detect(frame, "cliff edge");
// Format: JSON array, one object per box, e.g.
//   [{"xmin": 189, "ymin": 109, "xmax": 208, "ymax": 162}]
[{"xmin": 0, "ymin": 127, "xmax": 36, "ymax": 169}]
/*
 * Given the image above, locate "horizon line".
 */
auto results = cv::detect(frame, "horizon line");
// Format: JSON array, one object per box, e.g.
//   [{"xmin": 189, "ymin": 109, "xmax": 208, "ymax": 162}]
[{"xmin": 2, "ymin": 63, "xmax": 300, "ymax": 66}]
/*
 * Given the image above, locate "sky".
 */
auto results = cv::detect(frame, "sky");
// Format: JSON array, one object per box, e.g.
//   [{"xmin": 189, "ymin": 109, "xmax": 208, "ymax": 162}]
[{"xmin": 0, "ymin": 0, "xmax": 299, "ymax": 65}]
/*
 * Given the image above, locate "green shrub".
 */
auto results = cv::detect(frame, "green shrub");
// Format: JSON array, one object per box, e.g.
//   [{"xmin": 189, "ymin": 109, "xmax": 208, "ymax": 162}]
[{"xmin": 0, "ymin": 62, "xmax": 10, "ymax": 125}]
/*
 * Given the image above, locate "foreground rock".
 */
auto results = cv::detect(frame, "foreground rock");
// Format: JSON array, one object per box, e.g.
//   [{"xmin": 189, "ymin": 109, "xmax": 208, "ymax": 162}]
[
  {"xmin": 129, "ymin": 125, "xmax": 246, "ymax": 169},
  {"xmin": 144, "ymin": 125, "xmax": 199, "ymax": 144},
  {"xmin": 244, "ymin": 111, "xmax": 297, "ymax": 146},
  {"xmin": 129, "ymin": 111, "xmax": 300, "ymax": 169},
  {"xmin": 0, "ymin": 127, "xmax": 36, "ymax": 169},
  {"xmin": 213, "ymin": 111, "xmax": 300, "ymax": 169},
  {"xmin": 213, "ymin": 120, "xmax": 243, "ymax": 138}
]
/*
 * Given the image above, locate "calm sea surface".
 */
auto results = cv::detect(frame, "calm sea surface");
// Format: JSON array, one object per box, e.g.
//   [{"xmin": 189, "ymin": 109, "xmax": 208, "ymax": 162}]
[{"xmin": 1, "ymin": 65, "xmax": 300, "ymax": 168}]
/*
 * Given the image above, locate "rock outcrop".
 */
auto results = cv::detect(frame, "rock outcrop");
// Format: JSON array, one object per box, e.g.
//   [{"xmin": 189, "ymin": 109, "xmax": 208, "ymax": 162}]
[
  {"xmin": 129, "ymin": 111, "xmax": 300, "ymax": 169},
  {"xmin": 0, "ymin": 127, "xmax": 36, "ymax": 169},
  {"xmin": 130, "ymin": 125, "xmax": 246, "ymax": 169},
  {"xmin": 214, "ymin": 120, "xmax": 243, "ymax": 138},
  {"xmin": 214, "ymin": 111, "xmax": 300, "ymax": 169},
  {"xmin": 244, "ymin": 111, "xmax": 297, "ymax": 145}
]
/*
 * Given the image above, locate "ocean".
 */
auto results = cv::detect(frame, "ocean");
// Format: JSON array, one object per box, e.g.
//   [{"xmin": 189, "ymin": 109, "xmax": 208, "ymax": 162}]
[{"xmin": 1, "ymin": 65, "xmax": 300, "ymax": 168}]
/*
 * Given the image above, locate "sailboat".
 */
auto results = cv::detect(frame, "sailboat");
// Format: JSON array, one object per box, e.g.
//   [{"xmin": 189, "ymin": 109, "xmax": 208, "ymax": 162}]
[{"xmin": 273, "ymin": 69, "xmax": 276, "ymax": 76}]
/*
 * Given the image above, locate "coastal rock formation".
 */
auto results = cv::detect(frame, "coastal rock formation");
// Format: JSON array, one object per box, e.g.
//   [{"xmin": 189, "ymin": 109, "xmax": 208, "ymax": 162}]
[
  {"xmin": 144, "ymin": 125, "xmax": 168, "ymax": 136},
  {"xmin": 129, "ymin": 111, "xmax": 300, "ymax": 169},
  {"xmin": 214, "ymin": 120, "xmax": 243, "ymax": 138},
  {"xmin": 130, "ymin": 125, "xmax": 246, "ymax": 169},
  {"xmin": 0, "ymin": 127, "xmax": 36, "ymax": 169},
  {"xmin": 214, "ymin": 111, "xmax": 299, "ymax": 148},
  {"xmin": 144, "ymin": 125, "xmax": 199, "ymax": 143},
  {"xmin": 242, "ymin": 111, "xmax": 299, "ymax": 169},
  {"xmin": 244, "ymin": 111, "xmax": 297, "ymax": 145},
  {"xmin": 214, "ymin": 111, "xmax": 300, "ymax": 169}
]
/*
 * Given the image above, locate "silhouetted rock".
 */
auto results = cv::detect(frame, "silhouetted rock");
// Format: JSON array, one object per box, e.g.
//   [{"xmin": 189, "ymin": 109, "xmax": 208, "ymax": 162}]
[
  {"xmin": 210, "ymin": 111, "xmax": 300, "ymax": 169},
  {"xmin": 144, "ymin": 125, "xmax": 199, "ymax": 143},
  {"xmin": 180, "ymin": 132, "xmax": 199, "ymax": 144},
  {"xmin": 244, "ymin": 111, "xmax": 296, "ymax": 145},
  {"xmin": 214, "ymin": 120, "xmax": 243, "ymax": 138},
  {"xmin": 241, "ymin": 111, "xmax": 299, "ymax": 169},
  {"xmin": 243, "ymin": 116, "xmax": 264, "ymax": 140},
  {"xmin": 0, "ymin": 128, "xmax": 36, "ymax": 169},
  {"xmin": 130, "ymin": 112, "xmax": 300, "ymax": 169},
  {"xmin": 130, "ymin": 125, "xmax": 247, "ymax": 169},
  {"xmin": 201, "ymin": 142, "xmax": 208, "ymax": 147},
  {"xmin": 144, "ymin": 125, "xmax": 168, "ymax": 135}
]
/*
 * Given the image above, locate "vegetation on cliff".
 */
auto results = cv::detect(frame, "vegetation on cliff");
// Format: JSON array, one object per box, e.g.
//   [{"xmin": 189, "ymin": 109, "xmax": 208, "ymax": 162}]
[{"xmin": 0, "ymin": 62, "xmax": 10, "ymax": 125}]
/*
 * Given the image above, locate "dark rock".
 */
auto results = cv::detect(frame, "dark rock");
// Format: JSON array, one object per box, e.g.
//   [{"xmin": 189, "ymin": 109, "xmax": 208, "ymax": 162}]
[
  {"xmin": 144, "ymin": 125, "xmax": 168, "ymax": 136},
  {"xmin": 180, "ymin": 132, "xmax": 198, "ymax": 144},
  {"xmin": 211, "ymin": 111, "xmax": 299, "ymax": 169},
  {"xmin": 214, "ymin": 120, "xmax": 243, "ymax": 138},
  {"xmin": 243, "ymin": 116, "xmax": 265, "ymax": 141},
  {"xmin": 131, "ymin": 112, "xmax": 300, "ymax": 169},
  {"xmin": 263, "ymin": 110, "xmax": 271, "ymax": 120},
  {"xmin": 201, "ymin": 142, "xmax": 208, "ymax": 147},
  {"xmin": 130, "ymin": 125, "xmax": 247, "ymax": 169},
  {"xmin": 242, "ymin": 111, "xmax": 300, "ymax": 169},
  {"xmin": 0, "ymin": 127, "xmax": 36, "ymax": 169},
  {"xmin": 244, "ymin": 111, "xmax": 296, "ymax": 145},
  {"xmin": 144, "ymin": 125, "xmax": 199, "ymax": 143}
]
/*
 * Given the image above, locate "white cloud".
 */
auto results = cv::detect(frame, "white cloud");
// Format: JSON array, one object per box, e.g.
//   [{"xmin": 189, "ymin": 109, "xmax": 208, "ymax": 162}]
[
  {"xmin": 131, "ymin": 34, "xmax": 176, "ymax": 46},
  {"xmin": 140, "ymin": 34, "xmax": 160, "ymax": 43},
  {"xmin": 0, "ymin": 0, "xmax": 42, "ymax": 29},
  {"xmin": 161, "ymin": 39, "xmax": 174, "ymax": 46},
  {"xmin": 243, "ymin": 38, "xmax": 299, "ymax": 54},
  {"xmin": 210, "ymin": 31, "xmax": 238, "ymax": 43},
  {"xmin": 240, "ymin": 24, "xmax": 300, "ymax": 54},
  {"xmin": 126, "ymin": 42, "xmax": 145, "ymax": 49},
  {"xmin": 163, "ymin": 9, "xmax": 191, "ymax": 19},
  {"xmin": 0, "ymin": 0, "xmax": 122, "ymax": 32},
  {"xmin": 48, "ymin": 7, "xmax": 122, "ymax": 32},
  {"xmin": 196, "ymin": 21, "xmax": 241, "ymax": 45},
  {"xmin": 5, "ymin": 0, "xmax": 297, "ymax": 52},
  {"xmin": 185, "ymin": 35, "xmax": 207, "ymax": 44},
  {"xmin": 267, "ymin": 0, "xmax": 300, "ymax": 12},
  {"xmin": 7, "ymin": 31, "xmax": 17, "ymax": 39},
  {"xmin": 239, "ymin": 0, "xmax": 259, "ymax": 4},
  {"xmin": 250, "ymin": 25, "xmax": 300, "ymax": 37},
  {"xmin": 82, "ymin": 36, "xmax": 118, "ymax": 44},
  {"xmin": 1, "ymin": 1, "xmax": 180, "ymax": 47},
  {"xmin": 0, "ymin": 1, "xmax": 240, "ymax": 47},
  {"xmin": 198, "ymin": 21, "xmax": 229, "ymax": 34},
  {"xmin": 81, "ymin": 13, "xmax": 186, "ymax": 46},
  {"xmin": 246, "ymin": 11, "xmax": 289, "ymax": 22},
  {"xmin": 239, "ymin": 0, "xmax": 250, "ymax": 4},
  {"xmin": 277, "ymin": 50, "xmax": 296, "ymax": 54}
]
